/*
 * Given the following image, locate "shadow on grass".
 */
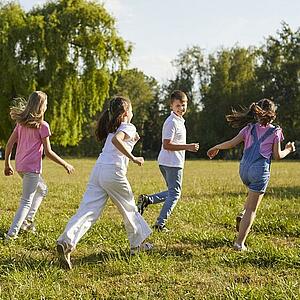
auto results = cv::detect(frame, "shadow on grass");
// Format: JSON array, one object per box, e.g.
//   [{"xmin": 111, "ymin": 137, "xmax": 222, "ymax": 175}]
[
  {"xmin": 179, "ymin": 234, "xmax": 233, "ymax": 250},
  {"xmin": 267, "ymin": 186, "xmax": 300, "ymax": 198},
  {"xmin": 222, "ymin": 250, "xmax": 300, "ymax": 269},
  {"xmin": 76, "ymin": 248, "xmax": 130, "ymax": 266}
]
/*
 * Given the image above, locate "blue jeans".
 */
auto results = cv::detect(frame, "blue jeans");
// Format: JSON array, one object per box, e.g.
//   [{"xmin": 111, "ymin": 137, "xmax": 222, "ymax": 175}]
[{"xmin": 148, "ymin": 165, "xmax": 183, "ymax": 226}]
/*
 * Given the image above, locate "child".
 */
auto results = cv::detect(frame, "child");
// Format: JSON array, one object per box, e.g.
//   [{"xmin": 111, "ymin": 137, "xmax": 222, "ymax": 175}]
[
  {"xmin": 137, "ymin": 90, "xmax": 199, "ymax": 232},
  {"xmin": 4, "ymin": 91, "xmax": 74, "ymax": 240},
  {"xmin": 56, "ymin": 96, "xmax": 152, "ymax": 269},
  {"xmin": 207, "ymin": 99, "xmax": 295, "ymax": 251}
]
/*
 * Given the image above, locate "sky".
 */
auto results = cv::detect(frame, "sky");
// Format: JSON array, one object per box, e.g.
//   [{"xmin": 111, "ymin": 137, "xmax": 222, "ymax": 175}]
[{"xmin": 18, "ymin": 0, "xmax": 300, "ymax": 82}]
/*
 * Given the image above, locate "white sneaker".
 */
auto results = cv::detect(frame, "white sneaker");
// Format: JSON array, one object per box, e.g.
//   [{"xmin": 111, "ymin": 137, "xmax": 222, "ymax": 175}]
[
  {"xmin": 130, "ymin": 242, "xmax": 153, "ymax": 255},
  {"xmin": 57, "ymin": 241, "xmax": 73, "ymax": 269},
  {"xmin": 233, "ymin": 242, "xmax": 247, "ymax": 251},
  {"xmin": 21, "ymin": 220, "xmax": 37, "ymax": 233}
]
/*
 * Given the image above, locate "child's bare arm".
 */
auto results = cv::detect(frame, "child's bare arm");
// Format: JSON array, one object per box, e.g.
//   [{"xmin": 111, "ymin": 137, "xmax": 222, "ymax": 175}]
[
  {"xmin": 272, "ymin": 141, "xmax": 295, "ymax": 160},
  {"xmin": 42, "ymin": 137, "xmax": 74, "ymax": 174},
  {"xmin": 162, "ymin": 139, "xmax": 199, "ymax": 152},
  {"xmin": 112, "ymin": 131, "xmax": 144, "ymax": 166},
  {"xmin": 207, "ymin": 133, "xmax": 243, "ymax": 159},
  {"xmin": 4, "ymin": 130, "xmax": 18, "ymax": 176}
]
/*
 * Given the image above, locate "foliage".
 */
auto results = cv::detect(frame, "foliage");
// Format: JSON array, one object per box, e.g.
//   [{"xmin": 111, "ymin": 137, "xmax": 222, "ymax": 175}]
[{"xmin": 0, "ymin": 0, "xmax": 131, "ymax": 146}]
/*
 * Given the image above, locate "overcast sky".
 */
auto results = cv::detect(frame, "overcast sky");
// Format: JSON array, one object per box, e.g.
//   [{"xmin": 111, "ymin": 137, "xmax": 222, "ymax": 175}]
[{"xmin": 18, "ymin": 0, "xmax": 300, "ymax": 82}]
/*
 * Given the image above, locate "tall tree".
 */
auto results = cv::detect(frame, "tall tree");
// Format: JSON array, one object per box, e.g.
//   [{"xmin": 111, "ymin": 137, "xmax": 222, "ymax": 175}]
[
  {"xmin": 0, "ymin": 0, "xmax": 131, "ymax": 146},
  {"xmin": 256, "ymin": 23, "xmax": 300, "ymax": 140}
]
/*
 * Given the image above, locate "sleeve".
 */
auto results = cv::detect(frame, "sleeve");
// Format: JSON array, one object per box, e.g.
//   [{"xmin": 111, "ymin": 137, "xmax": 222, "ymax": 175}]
[
  {"xmin": 117, "ymin": 123, "xmax": 136, "ymax": 139},
  {"xmin": 238, "ymin": 125, "xmax": 250, "ymax": 140},
  {"xmin": 274, "ymin": 127, "xmax": 284, "ymax": 143},
  {"xmin": 162, "ymin": 120, "xmax": 176, "ymax": 141},
  {"xmin": 39, "ymin": 121, "xmax": 51, "ymax": 139}
]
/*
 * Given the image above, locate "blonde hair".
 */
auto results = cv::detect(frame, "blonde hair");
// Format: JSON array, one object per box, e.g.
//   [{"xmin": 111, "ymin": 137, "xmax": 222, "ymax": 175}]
[{"xmin": 10, "ymin": 91, "xmax": 47, "ymax": 128}]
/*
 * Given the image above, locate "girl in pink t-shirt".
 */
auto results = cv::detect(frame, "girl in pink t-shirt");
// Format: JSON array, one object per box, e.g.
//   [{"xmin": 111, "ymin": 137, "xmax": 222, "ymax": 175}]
[
  {"xmin": 4, "ymin": 91, "xmax": 74, "ymax": 240},
  {"xmin": 207, "ymin": 99, "xmax": 295, "ymax": 251}
]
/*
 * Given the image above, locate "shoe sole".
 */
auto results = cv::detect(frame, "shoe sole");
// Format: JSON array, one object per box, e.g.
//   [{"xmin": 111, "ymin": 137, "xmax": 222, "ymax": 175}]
[{"xmin": 57, "ymin": 244, "xmax": 72, "ymax": 270}]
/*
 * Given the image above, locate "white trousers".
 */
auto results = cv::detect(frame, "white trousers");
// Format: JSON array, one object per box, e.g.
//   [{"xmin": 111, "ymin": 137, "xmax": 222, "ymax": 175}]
[
  {"xmin": 57, "ymin": 164, "xmax": 152, "ymax": 249},
  {"xmin": 7, "ymin": 172, "xmax": 48, "ymax": 237}
]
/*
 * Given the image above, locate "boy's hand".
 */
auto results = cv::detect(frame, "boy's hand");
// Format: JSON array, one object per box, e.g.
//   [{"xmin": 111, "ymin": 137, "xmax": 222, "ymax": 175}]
[
  {"xmin": 132, "ymin": 156, "xmax": 144, "ymax": 166},
  {"xmin": 207, "ymin": 147, "xmax": 219, "ymax": 159},
  {"xmin": 187, "ymin": 143, "xmax": 199, "ymax": 152},
  {"xmin": 4, "ymin": 165, "xmax": 14, "ymax": 176},
  {"xmin": 64, "ymin": 163, "xmax": 75, "ymax": 174},
  {"xmin": 285, "ymin": 141, "xmax": 296, "ymax": 153}
]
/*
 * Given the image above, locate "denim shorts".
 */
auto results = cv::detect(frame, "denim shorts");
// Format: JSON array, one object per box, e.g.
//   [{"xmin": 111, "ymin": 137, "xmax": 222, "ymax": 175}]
[{"xmin": 239, "ymin": 163, "xmax": 270, "ymax": 193}]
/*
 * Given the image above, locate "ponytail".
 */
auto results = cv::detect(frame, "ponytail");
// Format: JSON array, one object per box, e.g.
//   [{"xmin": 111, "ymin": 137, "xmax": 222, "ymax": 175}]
[
  {"xmin": 95, "ymin": 96, "xmax": 131, "ymax": 141},
  {"xmin": 226, "ymin": 99, "xmax": 276, "ymax": 128}
]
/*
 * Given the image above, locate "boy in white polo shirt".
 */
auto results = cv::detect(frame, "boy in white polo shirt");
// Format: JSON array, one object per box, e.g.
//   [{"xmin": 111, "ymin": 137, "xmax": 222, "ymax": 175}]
[{"xmin": 138, "ymin": 90, "xmax": 199, "ymax": 231}]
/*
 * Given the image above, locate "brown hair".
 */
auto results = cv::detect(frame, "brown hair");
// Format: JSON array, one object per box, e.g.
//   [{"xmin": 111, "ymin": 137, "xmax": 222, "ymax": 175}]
[
  {"xmin": 226, "ymin": 98, "xmax": 276, "ymax": 128},
  {"xmin": 10, "ymin": 91, "xmax": 47, "ymax": 128},
  {"xmin": 170, "ymin": 90, "xmax": 188, "ymax": 104},
  {"xmin": 95, "ymin": 96, "xmax": 131, "ymax": 141}
]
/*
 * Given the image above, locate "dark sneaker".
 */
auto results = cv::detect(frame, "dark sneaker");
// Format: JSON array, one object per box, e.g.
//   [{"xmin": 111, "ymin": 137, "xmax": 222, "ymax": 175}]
[
  {"xmin": 137, "ymin": 194, "xmax": 150, "ymax": 215},
  {"xmin": 57, "ymin": 241, "xmax": 73, "ymax": 270},
  {"xmin": 153, "ymin": 224, "xmax": 170, "ymax": 233}
]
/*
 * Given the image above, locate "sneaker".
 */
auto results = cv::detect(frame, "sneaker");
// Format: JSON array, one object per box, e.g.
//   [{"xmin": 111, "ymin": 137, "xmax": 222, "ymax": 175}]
[
  {"xmin": 130, "ymin": 242, "xmax": 153, "ymax": 255},
  {"xmin": 21, "ymin": 220, "xmax": 37, "ymax": 233},
  {"xmin": 3, "ymin": 233, "xmax": 18, "ymax": 244},
  {"xmin": 57, "ymin": 241, "xmax": 73, "ymax": 270},
  {"xmin": 153, "ymin": 224, "xmax": 170, "ymax": 233},
  {"xmin": 236, "ymin": 210, "xmax": 245, "ymax": 232},
  {"xmin": 233, "ymin": 242, "xmax": 247, "ymax": 251},
  {"xmin": 137, "ymin": 194, "xmax": 150, "ymax": 215}
]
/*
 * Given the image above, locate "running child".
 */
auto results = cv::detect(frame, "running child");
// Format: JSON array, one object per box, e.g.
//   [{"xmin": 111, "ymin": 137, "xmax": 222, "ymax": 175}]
[
  {"xmin": 207, "ymin": 99, "xmax": 295, "ymax": 251},
  {"xmin": 57, "ymin": 96, "xmax": 152, "ymax": 269},
  {"xmin": 4, "ymin": 91, "xmax": 74, "ymax": 240},
  {"xmin": 137, "ymin": 90, "xmax": 199, "ymax": 232}
]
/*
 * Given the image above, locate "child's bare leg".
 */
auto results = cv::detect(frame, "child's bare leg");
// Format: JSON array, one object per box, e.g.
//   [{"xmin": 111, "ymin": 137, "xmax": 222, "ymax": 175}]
[{"xmin": 235, "ymin": 190, "xmax": 264, "ymax": 245}]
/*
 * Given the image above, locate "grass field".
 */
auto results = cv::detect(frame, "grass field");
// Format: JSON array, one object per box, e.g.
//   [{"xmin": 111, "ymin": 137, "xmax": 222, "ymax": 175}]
[{"xmin": 0, "ymin": 159, "xmax": 299, "ymax": 299}]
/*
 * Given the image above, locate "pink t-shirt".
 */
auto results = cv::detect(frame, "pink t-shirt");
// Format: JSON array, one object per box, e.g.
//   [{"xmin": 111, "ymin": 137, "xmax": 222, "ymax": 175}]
[
  {"xmin": 239, "ymin": 123, "xmax": 284, "ymax": 159},
  {"xmin": 14, "ymin": 121, "xmax": 51, "ymax": 173}
]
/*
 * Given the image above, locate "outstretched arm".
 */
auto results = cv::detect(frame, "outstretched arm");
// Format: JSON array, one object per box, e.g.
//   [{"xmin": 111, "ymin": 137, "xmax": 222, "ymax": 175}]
[
  {"xmin": 163, "ymin": 139, "xmax": 199, "ymax": 152},
  {"xmin": 4, "ymin": 130, "xmax": 18, "ymax": 176},
  {"xmin": 207, "ymin": 133, "xmax": 244, "ymax": 159},
  {"xmin": 42, "ymin": 136, "xmax": 74, "ymax": 174},
  {"xmin": 273, "ymin": 141, "xmax": 295, "ymax": 160},
  {"xmin": 112, "ymin": 131, "xmax": 144, "ymax": 166}
]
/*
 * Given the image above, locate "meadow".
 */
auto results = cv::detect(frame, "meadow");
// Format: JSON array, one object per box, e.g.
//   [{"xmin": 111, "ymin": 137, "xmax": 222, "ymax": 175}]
[{"xmin": 0, "ymin": 159, "xmax": 299, "ymax": 299}]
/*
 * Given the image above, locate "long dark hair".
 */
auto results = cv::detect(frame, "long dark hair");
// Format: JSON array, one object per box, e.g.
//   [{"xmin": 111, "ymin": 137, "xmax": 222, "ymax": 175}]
[
  {"xmin": 226, "ymin": 98, "xmax": 276, "ymax": 128},
  {"xmin": 95, "ymin": 96, "xmax": 131, "ymax": 141}
]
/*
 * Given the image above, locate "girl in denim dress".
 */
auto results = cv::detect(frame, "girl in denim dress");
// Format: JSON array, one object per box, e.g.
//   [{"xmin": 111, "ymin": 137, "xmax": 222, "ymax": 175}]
[{"xmin": 207, "ymin": 99, "xmax": 295, "ymax": 251}]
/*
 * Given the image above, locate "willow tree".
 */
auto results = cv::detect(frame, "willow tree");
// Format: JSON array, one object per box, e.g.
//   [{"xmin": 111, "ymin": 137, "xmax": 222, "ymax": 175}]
[{"xmin": 0, "ymin": 0, "xmax": 131, "ymax": 146}]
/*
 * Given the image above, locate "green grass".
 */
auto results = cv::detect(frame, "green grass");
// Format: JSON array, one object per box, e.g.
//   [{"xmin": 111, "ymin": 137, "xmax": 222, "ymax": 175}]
[{"xmin": 0, "ymin": 159, "xmax": 299, "ymax": 299}]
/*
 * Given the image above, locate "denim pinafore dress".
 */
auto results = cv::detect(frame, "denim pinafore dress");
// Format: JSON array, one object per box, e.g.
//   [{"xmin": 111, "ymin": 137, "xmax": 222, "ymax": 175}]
[{"xmin": 239, "ymin": 124, "xmax": 277, "ymax": 193}]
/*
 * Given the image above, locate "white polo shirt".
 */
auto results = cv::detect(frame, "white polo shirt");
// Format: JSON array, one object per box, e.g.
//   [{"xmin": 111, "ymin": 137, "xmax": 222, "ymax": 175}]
[
  {"xmin": 157, "ymin": 112, "xmax": 186, "ymax": 168},
  {"xmin": 97, "ymin": 122, "xmax": 136, "ymax": 170}
]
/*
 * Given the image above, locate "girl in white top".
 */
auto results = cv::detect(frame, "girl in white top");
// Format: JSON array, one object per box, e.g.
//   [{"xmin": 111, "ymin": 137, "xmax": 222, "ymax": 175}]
[{"xmin": 57, "ymin": 96, "xmax": 152, "ymax": 269}]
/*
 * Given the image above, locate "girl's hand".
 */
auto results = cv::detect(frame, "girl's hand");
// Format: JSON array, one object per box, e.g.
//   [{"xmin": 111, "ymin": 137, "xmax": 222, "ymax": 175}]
[
  {"xmin": 285, "ymin": 141, "xmax": 296, "ymax": 153},
  {"xmin": 64, "ymin": 163, "xmax": 75, "ymax": 174},
  {"xmin": 132, "ymin": 156, "xmax": 144, "ymax": 166},
  {"xmin": 4, "ymin": 165, "xmax": 14, "ymax": 176},
  {"xmin": 207, "ymin": 147, "xmax": 219, "ymax": 159},
  {"xmin": 187, "ymin": 143, "xmax": 199, "ymax": 152}
]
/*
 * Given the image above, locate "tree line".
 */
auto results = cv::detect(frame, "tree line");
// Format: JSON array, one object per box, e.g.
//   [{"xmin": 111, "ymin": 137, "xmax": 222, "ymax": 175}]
[{"xmin": 0, "ymin": 0, "xmax": 299, "ymax": 159}]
